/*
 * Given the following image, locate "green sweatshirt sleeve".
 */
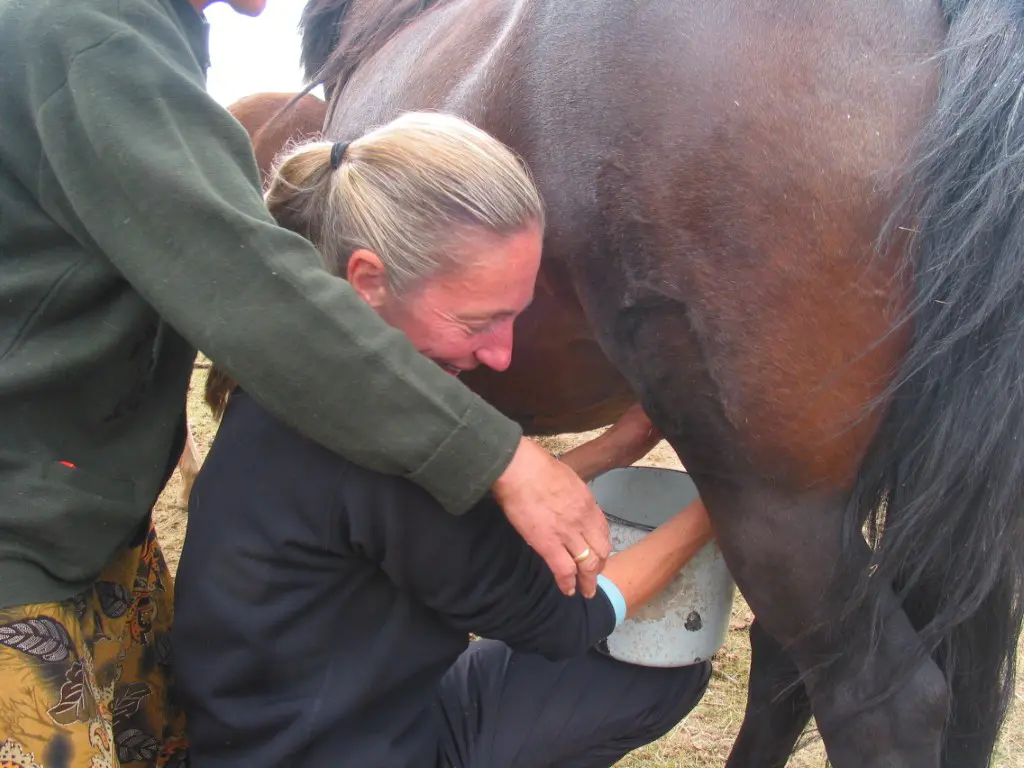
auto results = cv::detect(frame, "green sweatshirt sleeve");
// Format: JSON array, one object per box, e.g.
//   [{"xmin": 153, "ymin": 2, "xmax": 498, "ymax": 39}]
[{"xmin": 33, "ymin": 22, "xmax": 522, "ymax": 515}]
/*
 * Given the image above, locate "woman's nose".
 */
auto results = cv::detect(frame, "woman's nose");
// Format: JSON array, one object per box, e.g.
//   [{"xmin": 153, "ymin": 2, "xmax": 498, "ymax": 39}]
[{"xmin": 474, "ymin": 322, "xmax": 514, "ymax": 372}]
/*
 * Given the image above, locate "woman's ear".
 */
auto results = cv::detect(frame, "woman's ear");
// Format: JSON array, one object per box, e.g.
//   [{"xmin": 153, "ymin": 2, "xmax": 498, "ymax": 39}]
[{"xmin": 347, "ymin": 249, "xmax": 390, "ymax": 308}]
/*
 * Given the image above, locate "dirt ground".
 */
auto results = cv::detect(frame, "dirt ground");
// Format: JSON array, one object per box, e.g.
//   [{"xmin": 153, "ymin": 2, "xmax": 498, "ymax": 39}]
[{"xmin": 155, "ymin": 363, "xmax": 1022, "ymax": 767}]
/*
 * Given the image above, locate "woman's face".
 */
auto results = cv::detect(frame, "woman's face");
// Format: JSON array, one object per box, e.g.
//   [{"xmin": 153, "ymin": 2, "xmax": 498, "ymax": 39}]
[{"xmin": 347, "ymin": 224, "xmax": 543, "ymax": 375}]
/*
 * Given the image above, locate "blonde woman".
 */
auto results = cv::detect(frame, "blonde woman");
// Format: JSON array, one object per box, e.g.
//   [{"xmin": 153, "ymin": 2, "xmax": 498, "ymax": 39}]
[{"xmin": 174, "ymin": 113, "xmax": 713, "ymax": 767}]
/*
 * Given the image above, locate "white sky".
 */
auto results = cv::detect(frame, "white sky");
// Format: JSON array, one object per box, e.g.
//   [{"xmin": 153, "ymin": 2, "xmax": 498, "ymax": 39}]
[{"xmin": 205, "ymin": 2, "xmax": 317, "ymax": 107}]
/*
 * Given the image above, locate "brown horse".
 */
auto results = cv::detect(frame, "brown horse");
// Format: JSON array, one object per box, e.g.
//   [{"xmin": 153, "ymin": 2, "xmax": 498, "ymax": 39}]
[
  {"xmin": 289, "ymin": 1, "xmax": 1024, "ymax": 767},
  {"xmin": 175, "ymin": 91, "xmax": 328, "ymax": 504},
  {"xmin": 226, "ymin": 91, "xmax": 329, "ymax": 184}
]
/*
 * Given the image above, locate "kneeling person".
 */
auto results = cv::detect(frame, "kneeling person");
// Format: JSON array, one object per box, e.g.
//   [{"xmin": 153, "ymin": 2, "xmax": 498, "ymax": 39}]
[{"xmin": 173, "ymin": 112, "xmax": 714, "ymax": 768}]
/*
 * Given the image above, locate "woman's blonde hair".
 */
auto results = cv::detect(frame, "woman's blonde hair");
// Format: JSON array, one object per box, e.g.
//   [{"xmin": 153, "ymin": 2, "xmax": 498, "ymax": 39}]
[
  {"xmin": 205, "ymin": 111, "xmax": 544, "ymax": 420},
  {"xmin": 265, "ymin": 110, "xmax": 545, "ymax": 295}
]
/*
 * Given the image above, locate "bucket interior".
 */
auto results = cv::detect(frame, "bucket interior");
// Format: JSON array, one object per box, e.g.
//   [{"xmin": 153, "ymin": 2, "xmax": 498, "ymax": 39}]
[{"xmin": 588, "ymin": 467, "xmax": 701, "ymax": 531}]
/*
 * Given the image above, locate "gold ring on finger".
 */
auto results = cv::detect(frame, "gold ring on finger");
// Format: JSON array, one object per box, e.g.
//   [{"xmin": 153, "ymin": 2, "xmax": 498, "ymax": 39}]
[{"xmin": 572, "ymin": 547, "xmax": 591, "ymax": 565}]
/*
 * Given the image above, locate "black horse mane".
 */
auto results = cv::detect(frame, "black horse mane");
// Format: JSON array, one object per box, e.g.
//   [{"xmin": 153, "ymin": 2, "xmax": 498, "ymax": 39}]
[{"xmin": 299, "ymin": 0, "xmax": 447, "ymax": 93}]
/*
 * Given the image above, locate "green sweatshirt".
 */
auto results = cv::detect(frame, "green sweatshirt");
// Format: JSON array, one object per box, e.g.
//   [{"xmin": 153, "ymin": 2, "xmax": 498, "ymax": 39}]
[{"xmin": 0, "ymin": 0, "xmax": 522, "ymax": 608}]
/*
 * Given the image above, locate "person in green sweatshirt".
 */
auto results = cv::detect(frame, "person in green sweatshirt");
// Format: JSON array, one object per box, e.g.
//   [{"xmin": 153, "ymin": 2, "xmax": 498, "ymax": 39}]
[{"xmin": 0, "ymin": 0, "xmax": 615, "ymax": 763}]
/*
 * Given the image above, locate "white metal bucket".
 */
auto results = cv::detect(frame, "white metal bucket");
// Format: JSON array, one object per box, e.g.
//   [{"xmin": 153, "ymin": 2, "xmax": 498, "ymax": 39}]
[{"xmin": 589, "ymin": 466, "xmax": 736, "ymax": 667}]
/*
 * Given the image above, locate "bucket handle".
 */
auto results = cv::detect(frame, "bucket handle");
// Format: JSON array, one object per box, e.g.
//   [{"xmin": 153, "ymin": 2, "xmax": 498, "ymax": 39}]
[{"xmin": 603, "ymin": 510, "xmax": 656, "ymax": 533}]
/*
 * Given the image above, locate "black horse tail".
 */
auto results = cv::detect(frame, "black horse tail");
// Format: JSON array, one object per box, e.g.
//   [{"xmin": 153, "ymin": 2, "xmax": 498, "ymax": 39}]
[{"xmin": 849, "ymin": 0, "xmax": 1024, "ymax": 763}]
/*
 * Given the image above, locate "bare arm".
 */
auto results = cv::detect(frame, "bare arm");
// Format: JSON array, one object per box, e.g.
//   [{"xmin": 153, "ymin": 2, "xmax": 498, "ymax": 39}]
[
  {"xmin": 603, "ymin": 499, "xmax": 714, "ymax": 617},
  {"xmin": 555, "ymin": 404, "xmax": 715, "ymax": 616},
  {"xmin": 556, "ymin": 403, "xmax": 663, "ymax": 483}
]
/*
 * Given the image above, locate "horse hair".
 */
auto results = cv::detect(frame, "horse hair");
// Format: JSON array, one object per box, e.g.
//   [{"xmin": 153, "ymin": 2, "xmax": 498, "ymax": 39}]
[
  {"xmin": 846, "ymin": 0, "xmax": 1024, "ymax": 761},
  {"xmin": 300, "ymin": 0, "xmax": 448, "ymax": 94}
]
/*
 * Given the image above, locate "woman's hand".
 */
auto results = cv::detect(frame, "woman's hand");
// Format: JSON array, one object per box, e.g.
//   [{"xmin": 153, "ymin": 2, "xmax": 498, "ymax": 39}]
[
  {"xmin": 492, "ymin": 438, "xmax": 611, "ymax": 599},
  {"xmin": 491, "ymin": 405, "xmax": 664, "ymax": 598}
]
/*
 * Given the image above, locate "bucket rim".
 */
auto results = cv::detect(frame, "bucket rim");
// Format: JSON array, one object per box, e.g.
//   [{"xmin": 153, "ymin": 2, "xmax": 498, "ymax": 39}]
[
  {"xmin": 604, "ymin": 511, "xmax": 658, "ymax": 532},
  {"xmin": 593, "ymin": 466, "xmax": 697, "ymax": 532},
  {"xmin": 598, "ymin": 465, "xmax": 690, "ymax": 476}
]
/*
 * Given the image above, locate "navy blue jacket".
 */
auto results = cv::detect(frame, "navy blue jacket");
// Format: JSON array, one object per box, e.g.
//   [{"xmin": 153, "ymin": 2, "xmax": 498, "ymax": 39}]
[{"xmin": 173, "ymin": 391, "xmax": 615, "ymax": 767}]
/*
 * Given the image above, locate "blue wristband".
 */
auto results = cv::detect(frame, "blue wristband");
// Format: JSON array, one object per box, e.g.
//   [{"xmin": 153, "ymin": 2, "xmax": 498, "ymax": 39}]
[{"xmin": 596, "ymin": 574, "xmax": 627, "ymax": 627}]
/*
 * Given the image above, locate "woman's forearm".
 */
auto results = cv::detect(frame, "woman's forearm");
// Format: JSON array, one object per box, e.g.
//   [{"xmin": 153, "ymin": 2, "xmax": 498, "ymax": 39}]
[
  {"xmin": 553, "ymin": 418, "xmax": 713, "ymax": 619},
  {"xmin": 602, "ymin": 499, "xmax": 714, "ymax": 617},
  {"xmin": 556, "ymin": 435, "xmax": 623, "ymax": 483},
  {"xmin": 556, "ymin": 404, "xmax": 661, "ymax": 483}
]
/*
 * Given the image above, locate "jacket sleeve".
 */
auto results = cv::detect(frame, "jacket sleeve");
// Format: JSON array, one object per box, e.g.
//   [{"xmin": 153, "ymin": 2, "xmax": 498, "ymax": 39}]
[
  {"xmin": 343, "ymin": 467, "xmax": 617, "ymax": 660},
  {"xmin": 31, "ymin": 18, "xmax": 521, "ymax": 515}
]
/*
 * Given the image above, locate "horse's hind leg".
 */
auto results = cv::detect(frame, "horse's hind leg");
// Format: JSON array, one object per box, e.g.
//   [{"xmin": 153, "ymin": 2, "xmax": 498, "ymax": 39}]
[
  {"xmin": 914, "ymin": 584, "xmax": 1018, "ymax": 767},
  {"xmin": 573, "ymin": 98, "xmax": 956, "ymax": 759},
  {"xmin": 570, "ymin": 298, "xmax": 950, "ymax": 765},
  {"xmin": 727, "ymin": 620, "xmax": 812, "ymax": 768},
  {"xmin": 687, "ymin": 478, "xmax": 948, "ymax": 768},
  {"xmin": 587, "ymin": 317, "xmax": 948, "ymax": 765}
]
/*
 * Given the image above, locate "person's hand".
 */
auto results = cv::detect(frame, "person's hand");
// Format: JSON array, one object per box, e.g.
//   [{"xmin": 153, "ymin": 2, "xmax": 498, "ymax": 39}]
[
  {"xmin": 491, "ymin": 438, "xmax": 611, "ymax": 598},
  {"xmin": 600, "ymin": 403, "xmax": 663, "ymax": 468}
]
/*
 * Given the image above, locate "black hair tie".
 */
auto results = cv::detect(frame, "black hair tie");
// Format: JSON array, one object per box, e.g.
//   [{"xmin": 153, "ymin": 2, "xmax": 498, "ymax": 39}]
[{"xmin": 330, "ymin": 141, "xmax": 350, "ymax": 170}]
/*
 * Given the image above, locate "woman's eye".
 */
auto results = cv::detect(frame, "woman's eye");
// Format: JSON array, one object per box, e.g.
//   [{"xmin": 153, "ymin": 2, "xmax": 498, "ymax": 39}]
[{"xmin": 463, "ymin": 319, "xmax": 494, "ymax": 335}]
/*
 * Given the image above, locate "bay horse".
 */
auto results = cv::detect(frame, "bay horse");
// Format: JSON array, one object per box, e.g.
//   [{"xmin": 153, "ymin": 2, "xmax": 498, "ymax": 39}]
[
  {"xmin": 225, "ymin": 91, "xmax": 329, "ymax": 185},
  {"xmin": 290, "ymin": 1, "xmax": 1024, "ymax": 766}
]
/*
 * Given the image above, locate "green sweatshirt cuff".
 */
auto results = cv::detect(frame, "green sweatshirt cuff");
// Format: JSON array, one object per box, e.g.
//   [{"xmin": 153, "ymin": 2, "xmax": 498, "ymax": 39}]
[{"xmin": 407, "ymin": 397, "xmax": 523, "ymax": 515}]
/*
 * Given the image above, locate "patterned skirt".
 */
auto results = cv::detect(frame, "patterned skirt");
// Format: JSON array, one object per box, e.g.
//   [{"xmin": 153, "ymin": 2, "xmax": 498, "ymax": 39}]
[{"xmin": 0, "ymin": 520, "xmax": 188, "ymax": 767}]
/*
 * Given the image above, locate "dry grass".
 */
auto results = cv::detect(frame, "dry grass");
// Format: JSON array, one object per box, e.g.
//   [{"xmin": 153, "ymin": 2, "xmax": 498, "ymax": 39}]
[{"xmin": 155, "ymin": 363, "xmax": 1023, "ymax": 767}]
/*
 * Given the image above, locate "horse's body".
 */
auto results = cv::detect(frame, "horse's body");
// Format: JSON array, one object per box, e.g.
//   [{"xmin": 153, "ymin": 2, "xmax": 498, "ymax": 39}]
[
  {"xmin": 228, "ymin": 1, "xmax": 1023, "ymax": 764},
  {"xmin": 228, "ymin": 91, "xmax": 328, "ymax": 183}
]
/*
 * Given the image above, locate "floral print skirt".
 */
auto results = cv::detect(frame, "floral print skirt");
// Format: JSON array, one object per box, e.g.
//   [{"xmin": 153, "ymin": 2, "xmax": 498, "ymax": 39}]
[{"xmin": 0, "ymin": 520, "xmax": 188, "ymax": 767}]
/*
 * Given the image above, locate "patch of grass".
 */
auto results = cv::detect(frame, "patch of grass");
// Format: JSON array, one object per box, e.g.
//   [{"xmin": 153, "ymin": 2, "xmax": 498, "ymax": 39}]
[
  {"xmin": 610, "ymin": 605, "xmax": 830, "ymax": 768},
  {"xmin": 156, "ymin": 364, "xmax": 1023, "ymax": 767}
]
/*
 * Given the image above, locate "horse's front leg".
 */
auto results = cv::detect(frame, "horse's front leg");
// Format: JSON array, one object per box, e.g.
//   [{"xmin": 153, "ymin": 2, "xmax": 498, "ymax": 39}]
[
  {"xmin": 691, "ymin": 478, "xmax": 948, "ymax": 768},
  {"xmin": 727, "ymin": 620, "xmax": 812, "ymax": 768}
]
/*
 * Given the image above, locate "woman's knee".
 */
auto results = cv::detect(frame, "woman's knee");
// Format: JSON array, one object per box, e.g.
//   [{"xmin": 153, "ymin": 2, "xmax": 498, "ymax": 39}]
[{"xmin": 640, "ymin": 660, "xmax": 712, "ymax": 740}]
